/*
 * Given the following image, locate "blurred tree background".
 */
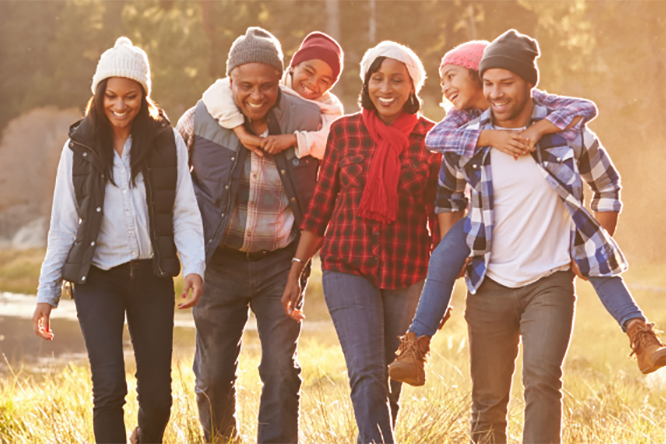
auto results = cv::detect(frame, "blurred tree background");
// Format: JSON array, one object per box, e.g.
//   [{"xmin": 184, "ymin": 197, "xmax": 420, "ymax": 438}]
[{"xmin": 0, "ymin": 0, "xmax": 664, "ymax": 261}]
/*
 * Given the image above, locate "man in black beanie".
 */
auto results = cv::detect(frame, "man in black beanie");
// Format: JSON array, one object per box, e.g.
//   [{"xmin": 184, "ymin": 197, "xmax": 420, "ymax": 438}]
[
  {"xmin": 177, "ymin": 27, "xmax": 321, "ymax": 443},
  {"xmin": 436, "ymin": 29, "xmax": 631, "ymax": 444}
]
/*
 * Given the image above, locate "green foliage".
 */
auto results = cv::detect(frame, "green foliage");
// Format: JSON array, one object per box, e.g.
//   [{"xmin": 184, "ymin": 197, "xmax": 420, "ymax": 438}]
[{"xmin": 1, "ymin": 0, "xmax": 666, "ymax": 259}]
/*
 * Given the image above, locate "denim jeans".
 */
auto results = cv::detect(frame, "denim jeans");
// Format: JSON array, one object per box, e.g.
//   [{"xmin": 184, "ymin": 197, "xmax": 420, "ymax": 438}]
[
  {"xmin": 465, "ymin": 271, "xmax": 576, "ymax": 444},
  {"xmin": 408, "ymin": 218, "xmax": 645, "ymax": 337},
  {"xmin": 74, "ymin": 260, "xmax": 175, "ymax": 444},
  {"xmin": 322, "ymin": 271, "xmax": 423, "ymax": 444},
  {"xmin": 193, "ymin": 243, "xmax": 303, "ymax": 444}
]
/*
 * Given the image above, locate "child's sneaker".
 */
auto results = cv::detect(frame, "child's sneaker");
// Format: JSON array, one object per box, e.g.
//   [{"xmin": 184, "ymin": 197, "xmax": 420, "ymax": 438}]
[
  {"xmin": 388, "ymin": 332, "xmax": 430, "ymax": 386},
  {"xmin": 627, "ymin": 320, "xmax": 666, "ymax": 374}
]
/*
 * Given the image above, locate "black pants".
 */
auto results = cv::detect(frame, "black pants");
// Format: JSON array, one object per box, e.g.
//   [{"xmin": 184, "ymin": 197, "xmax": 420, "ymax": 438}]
[{"xmin": 74, "ymin": 260, "xmax": 175, "ymax": 444}]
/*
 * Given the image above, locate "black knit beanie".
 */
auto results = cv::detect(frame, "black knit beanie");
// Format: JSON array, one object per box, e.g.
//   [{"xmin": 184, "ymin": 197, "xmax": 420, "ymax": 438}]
[{"xmin": 479, "ymin": 29, "xmax": 540, "ymax": 86}]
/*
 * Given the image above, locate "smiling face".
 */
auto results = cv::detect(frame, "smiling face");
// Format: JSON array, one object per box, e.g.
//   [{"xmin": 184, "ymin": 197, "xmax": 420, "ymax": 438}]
[
  {"xmin": 439, "ymin": 64, "xmax": 487, "ymax": 111},
  {"xmin": 367, "ymin": 57, "xmax": 414, "ymax": 125},
  {"xmin": 290, "ymin": 59, "xmax": 334, "ymax": 101},
  {"xmin": 229, "ymin": 63, "xmax": 281, "ymax": 123},
  {"xmin": 103, "ymin": 77, "xmax": 143, "ymax": 131},
  {"xmin": 483, "ymin": 68, "xmax": 534, "ymax": 128}
]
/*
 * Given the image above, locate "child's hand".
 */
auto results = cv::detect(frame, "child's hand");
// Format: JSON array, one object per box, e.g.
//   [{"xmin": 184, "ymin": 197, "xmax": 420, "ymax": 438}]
[
  {"xmin": 519, "ymin": 125, "xmax": 545, "ymax": 152},
  {"xmin": 489, "ymin": 130, "xmax": 530, "ymax": 158},
  {"xmin": 261, "ymin": 134, "xmax": 297, "ymax": 155},
  {"xmin": 233, "ymin": 125, "xmax": 264, "ymax": 157}
]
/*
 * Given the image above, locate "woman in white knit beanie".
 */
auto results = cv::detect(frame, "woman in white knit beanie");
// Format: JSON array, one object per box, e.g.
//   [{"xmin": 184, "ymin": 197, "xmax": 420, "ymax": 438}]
[
  {"xmin": 32, "ymin": 37, "xmax": 205, "ymax": 444},
  {"xmin": 282, "ymin": 40, "xmax": 440, "ymax": 444}
]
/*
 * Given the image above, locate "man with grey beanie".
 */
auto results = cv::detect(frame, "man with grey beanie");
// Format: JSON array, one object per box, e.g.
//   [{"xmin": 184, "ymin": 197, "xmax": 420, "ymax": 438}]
[{"xmin": 176, "ymin": 27, "xmax": 321, "ymax": 443}]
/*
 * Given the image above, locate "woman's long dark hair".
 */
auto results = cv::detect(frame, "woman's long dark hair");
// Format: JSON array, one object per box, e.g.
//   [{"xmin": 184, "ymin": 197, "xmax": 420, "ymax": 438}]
[
  {"xmin": 84, "ymin": 78, "xmax": 163, "ymax": 187},
  {"xmin": 359, "ymin": 56, "xmax": 421, "ymax": 115}
]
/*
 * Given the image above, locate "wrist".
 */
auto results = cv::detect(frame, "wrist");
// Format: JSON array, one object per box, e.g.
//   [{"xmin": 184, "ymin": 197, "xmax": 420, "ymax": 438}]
[{"xmin": 289, "ymin": 259, "xmax": 306, "ymax": 277}]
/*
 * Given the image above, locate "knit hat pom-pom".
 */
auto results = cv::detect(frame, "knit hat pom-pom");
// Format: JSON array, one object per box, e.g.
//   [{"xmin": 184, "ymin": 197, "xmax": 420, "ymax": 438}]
[{"xmin": 114, "ymin": 36, "xmax": 133, "ymax": 48}]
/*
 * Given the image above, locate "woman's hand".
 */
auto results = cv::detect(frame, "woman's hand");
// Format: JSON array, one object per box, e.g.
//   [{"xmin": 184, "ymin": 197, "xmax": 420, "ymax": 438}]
[
  {"xmin": 281, "ymin": 268, "xmax": 306, "ymax": 322},
  {"xmin": 179, "ymin": 273, "xmax": 203, "ymax": 309},
  {"xmin": 32, "ymin": 303, "xmax": 54, "ymax": 340}
]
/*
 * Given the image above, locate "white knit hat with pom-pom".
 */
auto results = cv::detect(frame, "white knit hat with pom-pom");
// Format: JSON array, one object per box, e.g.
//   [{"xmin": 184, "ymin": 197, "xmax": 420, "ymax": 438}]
[
  {"xmin": 360, "ymin": 41, "xmax": 426, "ymax": 93},
  {"xmin": 91, "ymin": 37, "xmax": 151, "ymax": 96}
]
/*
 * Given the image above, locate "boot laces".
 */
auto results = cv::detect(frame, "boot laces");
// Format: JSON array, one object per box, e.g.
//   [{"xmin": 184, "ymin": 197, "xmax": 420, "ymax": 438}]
[
  {"xmin": 396, "ymin": 335, "xmax": 428, "ymax": 361},
  {"xmin": 630, "ymin": 323, "xmax": 665, "ymax": 357}
]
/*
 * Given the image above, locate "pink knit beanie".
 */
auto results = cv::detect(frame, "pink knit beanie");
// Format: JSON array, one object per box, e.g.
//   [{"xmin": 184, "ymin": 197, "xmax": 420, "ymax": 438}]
[{"xmin": 439, "ymin": 40, "xmax": 489, "ymax": 73}]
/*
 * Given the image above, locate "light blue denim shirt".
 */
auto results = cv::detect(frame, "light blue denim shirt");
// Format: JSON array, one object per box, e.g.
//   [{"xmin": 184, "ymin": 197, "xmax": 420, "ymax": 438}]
[{"xmin": 37, "ymin": 129, "xmax": 205, "ymax": 307}]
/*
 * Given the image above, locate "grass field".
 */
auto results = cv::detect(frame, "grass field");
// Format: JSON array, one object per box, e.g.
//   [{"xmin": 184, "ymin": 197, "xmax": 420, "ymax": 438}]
[{"xmin": 1, "ymin": 250, "xmax": 666, "ymax": 443}]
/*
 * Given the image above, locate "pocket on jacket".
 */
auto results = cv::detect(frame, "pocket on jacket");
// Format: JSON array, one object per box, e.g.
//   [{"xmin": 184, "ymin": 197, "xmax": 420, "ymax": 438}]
[{"xmin": 338, "ymin": 154, "xmax": 365, "ymax": 189}]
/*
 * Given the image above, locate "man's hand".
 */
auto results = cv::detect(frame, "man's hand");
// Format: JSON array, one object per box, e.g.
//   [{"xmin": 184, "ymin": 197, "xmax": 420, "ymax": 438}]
[
  {"xmin": 261, "ymin": 134, "xmax": 297, "ymax": 155},
  {"xmin": 459, "ymin": 257, "xmax": 473, "ymax": 279},
  {"xmin": 488, "ymin": 130, "xmax": 531, "ymax": 157},
  {"xmin": 570, "ymin": 259, "xmax": 587, "ymax": 281},
  {"xmin": 179, "ymin": 273, "xmax": 203, "ymax": 309},
  {"xmin": 281, "ymin": 270, "xmax": 306, "ymax": 322},
  {"xmin": 438, "ymin": 306, "xmax": 453, "ymax": 330},
  {"xmin": 32, "ymin": 303, "xmax": 54, "ymax": 340},
  {"xmin": 233, "ymin": 125, "xmax": 265, "ymax": 157}
]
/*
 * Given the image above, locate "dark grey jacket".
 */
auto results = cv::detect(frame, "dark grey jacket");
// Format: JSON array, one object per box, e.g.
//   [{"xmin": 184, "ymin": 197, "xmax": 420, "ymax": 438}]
[{"xmin": 190, "ymin": 90, "xmax": 321, "ymax": 263}]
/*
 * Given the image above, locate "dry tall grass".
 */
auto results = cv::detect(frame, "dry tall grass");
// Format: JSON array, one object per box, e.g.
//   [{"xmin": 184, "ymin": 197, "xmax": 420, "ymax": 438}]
[{"xmin": 2, "ymin": 261, "xmax": 666, "ymax": 443}]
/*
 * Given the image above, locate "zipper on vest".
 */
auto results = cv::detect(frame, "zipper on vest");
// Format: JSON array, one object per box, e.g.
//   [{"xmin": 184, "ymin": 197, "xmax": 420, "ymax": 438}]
[{"xmin": 144, "ymin": 166, "xmax": 166, "ymax": 276}]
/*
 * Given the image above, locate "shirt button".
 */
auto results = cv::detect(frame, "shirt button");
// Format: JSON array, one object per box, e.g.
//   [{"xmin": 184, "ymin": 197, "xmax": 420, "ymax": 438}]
[
  {"xmin": 96, "ymin": 207, "xmax": 101, "ymax": 212},
  {"xmin": 69, "ymin": 142, "xmax": 74, "ymax": 148},
  {"xmin": 225, "ymin": 185, "xmax": 230, "ymax": 190},
  {"xmin": 132, "ymin": 251, "xmax": 137, "ymax": 256},
  {"xmin": 373, "ymin": 231, "xmax": 380, "ymax": 237},
  {"xmin": 281, "ymin": 170, "xmax": 286, "ymax": 175},
  {"xmin": 231, "ymin": 156, "xmax": 235, "ymax": 161},
  {"xmin": 557, "ymin": 157, "xmax": 562, "ymax": 161},
  {"xmin": 220, "ymin": 213, "xmax": 225, "ymax": 217},
  {"xmin": 290, "ymin": 197, "xmax": 296, "ymax": 203},
  {"xmin": 82, "ymin": 152, "xmax": 87, "ymax": 157},
  {"xmin": 123, "ymin": 189, "xmax": 128, "ymax": 194},
  {"xmin": 250, "ymin": 203, "xmax": 255, "ymax": 207},
  {"xmin": 81, "ymin": 276, "xmax": 86, "ymax": 281},
  {"xmin": 129, "ymin": 230, "xmax": 134, "ymax": 235},
  {"xmin": 90, "ymin": 241, "xmax": 95, "ymax": 246},
  {"xmin": 126, "ymin": 211, "xmax": 130, "ymax": 216},
  {"xmin": 472, "ymin": 164, "xmax": 478, "ymax": 169},
  {"xmin": 253, "ymin": 174, "xmax": 258, "ymax": 179}
]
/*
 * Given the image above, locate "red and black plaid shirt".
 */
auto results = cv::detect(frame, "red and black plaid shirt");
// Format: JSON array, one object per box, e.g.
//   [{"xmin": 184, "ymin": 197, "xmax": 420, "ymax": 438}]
[{"xmin": 302, "ymin": 113, "xmax": 441, "ymax": 290}]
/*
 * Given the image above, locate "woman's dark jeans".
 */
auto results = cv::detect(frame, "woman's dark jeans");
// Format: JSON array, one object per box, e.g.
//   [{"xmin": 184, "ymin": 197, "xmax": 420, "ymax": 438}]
[{"xmin": 74, "ymin": 260, "xmax": 175, "ymax": 444}]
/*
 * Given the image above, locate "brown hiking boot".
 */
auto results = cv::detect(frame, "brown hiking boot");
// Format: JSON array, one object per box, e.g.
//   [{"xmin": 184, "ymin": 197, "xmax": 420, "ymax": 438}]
[
  {"xmin": 627, "ymin": 320, "xmax": 666, "ymax": 374},
  {"xmin": 388, "ymin": 332, "xmax": 430, "ymax": 386}
]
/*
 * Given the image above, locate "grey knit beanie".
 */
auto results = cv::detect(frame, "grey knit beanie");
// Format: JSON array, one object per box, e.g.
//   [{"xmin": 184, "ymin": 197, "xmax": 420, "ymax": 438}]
[
  {"xmin": 479, "ymin": 29, "xmax": 540, "ymax": 86},
  {"xmin": 226, "ymin": 27, "xmax": 284, "ymax": 75}
]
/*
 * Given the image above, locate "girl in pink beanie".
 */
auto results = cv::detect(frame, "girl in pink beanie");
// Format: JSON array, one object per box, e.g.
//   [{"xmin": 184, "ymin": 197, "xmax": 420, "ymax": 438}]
[{"xmin": 200, "ymin": 31, "xmax": 344, "ymax": 160}]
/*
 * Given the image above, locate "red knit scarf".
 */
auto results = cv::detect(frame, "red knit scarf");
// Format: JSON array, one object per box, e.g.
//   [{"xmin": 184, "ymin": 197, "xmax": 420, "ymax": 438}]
[{"xmin": 358, "ymin": 109, "xmax": 419, "ymax": 224}]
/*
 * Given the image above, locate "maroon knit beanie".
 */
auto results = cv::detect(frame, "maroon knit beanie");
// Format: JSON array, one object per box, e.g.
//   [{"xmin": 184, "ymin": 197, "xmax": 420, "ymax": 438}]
[
  {"xmin": 439, "ymin": 40, "xmax": 489, "ymax": 73},
  {"xmin": 290, "ymin": 32, "xmax": 344, "ymax": 85}
]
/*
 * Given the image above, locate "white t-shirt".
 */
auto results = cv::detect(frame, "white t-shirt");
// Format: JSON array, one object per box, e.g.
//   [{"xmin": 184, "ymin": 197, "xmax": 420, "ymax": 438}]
[{"xmin": 486, "ymin": 127, "xmax": 572, "ymax": 288}]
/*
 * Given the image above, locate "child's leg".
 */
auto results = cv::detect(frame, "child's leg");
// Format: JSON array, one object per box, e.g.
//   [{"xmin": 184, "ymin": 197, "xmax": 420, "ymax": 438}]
[
  {"xmin": 408, "ymin": 218, "xmax": 470, "ymax": 337},
  {"xmin": 587, "ymin": 275, "xmax": 645, "ymax": 332}
]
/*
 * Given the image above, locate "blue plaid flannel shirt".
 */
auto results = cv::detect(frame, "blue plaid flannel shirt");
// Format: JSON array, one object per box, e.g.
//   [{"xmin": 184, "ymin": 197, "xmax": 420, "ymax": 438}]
[{"xmin": 436, "ymin": 104, "xmax": 628, "ymax": 294}]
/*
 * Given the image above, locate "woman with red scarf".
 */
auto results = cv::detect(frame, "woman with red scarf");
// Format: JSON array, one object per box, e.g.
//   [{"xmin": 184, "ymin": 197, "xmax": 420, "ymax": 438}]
[{"xmin": 281, "ymin": 41, "xmax": 440, "ymax": 443}]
